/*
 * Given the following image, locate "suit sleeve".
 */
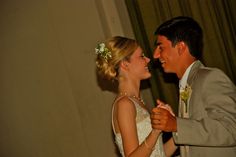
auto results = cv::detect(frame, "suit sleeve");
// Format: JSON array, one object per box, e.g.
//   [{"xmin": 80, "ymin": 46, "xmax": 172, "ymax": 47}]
[{"xmin": 173, "ymin": 69, "xmax": 236, "ymax": 146}]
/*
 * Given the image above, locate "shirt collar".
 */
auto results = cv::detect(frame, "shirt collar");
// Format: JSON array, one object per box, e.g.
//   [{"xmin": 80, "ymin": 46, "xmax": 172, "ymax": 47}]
[{"xmin": 179, "ymin": 61, "xmax": 196, "ymax": 90}]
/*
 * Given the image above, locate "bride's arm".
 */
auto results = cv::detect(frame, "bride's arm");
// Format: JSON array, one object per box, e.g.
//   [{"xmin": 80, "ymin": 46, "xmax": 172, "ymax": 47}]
[
  {"xmin": 116, "ymin": 97, "xmax": 161, "ymax": 157},
  {"xmin": 163, "ymin": 138, "xmax": 178, "ymax": 157},
  {"xmin": 153, "ymin": 99, "xmax": 178, "ymax": 157}
]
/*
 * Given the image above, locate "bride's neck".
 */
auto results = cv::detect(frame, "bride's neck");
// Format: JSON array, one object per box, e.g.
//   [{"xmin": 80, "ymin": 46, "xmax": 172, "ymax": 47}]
[{"xmin": 118, "ymin": 78, "xmax": 140, "ymax": 97}]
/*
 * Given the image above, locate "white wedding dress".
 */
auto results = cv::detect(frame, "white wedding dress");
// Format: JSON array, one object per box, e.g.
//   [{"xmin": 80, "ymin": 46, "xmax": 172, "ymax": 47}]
[{"xmin": 112, "ymin": 96, "xmax": 166, "ymax": 157}]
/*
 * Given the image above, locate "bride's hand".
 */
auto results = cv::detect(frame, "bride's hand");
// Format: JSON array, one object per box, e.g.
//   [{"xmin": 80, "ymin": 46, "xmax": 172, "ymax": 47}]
[
  {"xmin": 156, "ymin": 99, "xmax": 175, "ymax": 117},
  {"xmin": 152, "ymin": 129, "xmax": 162, "ymax": 135}
]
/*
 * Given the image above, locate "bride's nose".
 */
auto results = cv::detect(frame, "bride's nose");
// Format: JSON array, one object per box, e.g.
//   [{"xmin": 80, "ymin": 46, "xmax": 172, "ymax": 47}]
[{"xmin": 145, "ymin": 57, "xmax": 150, "ymax": 63}]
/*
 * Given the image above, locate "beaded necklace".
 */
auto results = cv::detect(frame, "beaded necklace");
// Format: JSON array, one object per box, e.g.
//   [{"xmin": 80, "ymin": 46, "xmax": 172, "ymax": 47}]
[{"xmin": 118, "ymin": 92, "xmax": 145, "ymax": 107}]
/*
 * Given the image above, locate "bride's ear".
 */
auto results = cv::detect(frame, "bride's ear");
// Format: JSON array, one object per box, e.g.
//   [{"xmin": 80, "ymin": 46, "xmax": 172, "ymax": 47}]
[{"xmin": 120, "ymin": 60, "xmax": 129, "ymax": 71}]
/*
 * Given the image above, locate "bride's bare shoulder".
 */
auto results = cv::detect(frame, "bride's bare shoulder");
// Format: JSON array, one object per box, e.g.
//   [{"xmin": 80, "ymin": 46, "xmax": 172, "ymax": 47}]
[{"xmin": 114, "ymin": 96, "xmax": 135, "ymax": 111}]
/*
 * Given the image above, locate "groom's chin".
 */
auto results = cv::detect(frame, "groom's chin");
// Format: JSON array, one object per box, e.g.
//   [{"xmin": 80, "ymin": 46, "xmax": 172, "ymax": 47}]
[{"xmin": 162, "ymin": 68, "xmax": 174, "ymax": 74}]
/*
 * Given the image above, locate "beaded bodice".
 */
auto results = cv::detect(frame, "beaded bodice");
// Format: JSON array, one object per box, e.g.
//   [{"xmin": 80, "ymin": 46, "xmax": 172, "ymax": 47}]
[{"xmin": 112, "ymin": 96, "xmax": 165, "ymax": 157}]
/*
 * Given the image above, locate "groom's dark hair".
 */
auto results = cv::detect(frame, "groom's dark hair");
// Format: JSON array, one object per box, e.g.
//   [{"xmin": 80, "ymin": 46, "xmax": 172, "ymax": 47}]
[{"xmin": 155, "ymin": 16, "xmax": 203, "ymax": 59}]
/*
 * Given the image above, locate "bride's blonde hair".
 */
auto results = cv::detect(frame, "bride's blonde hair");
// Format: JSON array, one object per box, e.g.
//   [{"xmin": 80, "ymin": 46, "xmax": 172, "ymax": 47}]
[{"xmin": 95, "ymin": 36, "xmax": 138, "ymax": 80}]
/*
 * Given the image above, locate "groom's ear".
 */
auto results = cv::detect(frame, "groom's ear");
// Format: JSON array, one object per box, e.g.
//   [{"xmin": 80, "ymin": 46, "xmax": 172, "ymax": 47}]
[{"xmin": 177, "ymin": 41, "xmax": 187, "ymax": 55}]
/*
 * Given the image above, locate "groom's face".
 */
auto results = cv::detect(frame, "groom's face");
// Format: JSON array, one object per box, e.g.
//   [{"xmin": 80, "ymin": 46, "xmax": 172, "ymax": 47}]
[{"xmin": 153, "ymin": 35, "xmax": 180, "ymax": 74}]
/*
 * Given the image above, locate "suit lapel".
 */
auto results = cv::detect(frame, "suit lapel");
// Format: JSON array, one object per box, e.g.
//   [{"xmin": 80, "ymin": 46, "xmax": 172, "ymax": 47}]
[{"xmin": 179, "ymin": 61, "xmax": 204, "ymax": 157}]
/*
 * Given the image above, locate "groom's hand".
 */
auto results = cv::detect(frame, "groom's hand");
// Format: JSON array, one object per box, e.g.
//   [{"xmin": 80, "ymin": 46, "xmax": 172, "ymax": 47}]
[{"xmin": 151, "ymin": 107, "xmax": 177, "ymax": 132}]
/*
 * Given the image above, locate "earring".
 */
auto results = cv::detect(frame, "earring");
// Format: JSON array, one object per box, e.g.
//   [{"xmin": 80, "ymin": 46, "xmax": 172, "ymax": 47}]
[{"xmin": 118, "ymin": 75, "xmax": 124, "ymax": 81}]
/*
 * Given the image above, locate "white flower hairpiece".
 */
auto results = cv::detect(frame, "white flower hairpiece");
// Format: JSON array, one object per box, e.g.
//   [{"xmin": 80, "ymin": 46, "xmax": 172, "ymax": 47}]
[{"xmin": 95, "ymin": 43, "xmax": 112, "ymax": 62}]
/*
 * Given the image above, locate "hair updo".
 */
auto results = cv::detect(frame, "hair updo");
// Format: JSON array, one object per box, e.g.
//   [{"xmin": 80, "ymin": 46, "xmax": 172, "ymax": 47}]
[{"xmin": 95, "ymin": 36, "xmax": 138, "ymax": 80}]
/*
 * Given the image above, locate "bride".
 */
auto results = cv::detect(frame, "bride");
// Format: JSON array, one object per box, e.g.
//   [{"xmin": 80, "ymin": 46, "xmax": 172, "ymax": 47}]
[{"xmin": 95, "ymin": 36, "xmax": 177, "ymax": 157}]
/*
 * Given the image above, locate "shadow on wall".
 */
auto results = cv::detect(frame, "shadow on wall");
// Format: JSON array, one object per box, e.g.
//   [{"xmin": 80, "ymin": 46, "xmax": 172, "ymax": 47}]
[{"xmin": 95, "ymin": 68, "xmax": 122, "ymax": 156}]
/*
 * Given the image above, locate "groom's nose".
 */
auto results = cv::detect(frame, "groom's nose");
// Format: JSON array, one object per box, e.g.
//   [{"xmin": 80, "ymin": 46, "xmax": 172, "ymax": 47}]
[{"xmin": 153, "ymin": 47, "xmax": 160, "ymax": 59}]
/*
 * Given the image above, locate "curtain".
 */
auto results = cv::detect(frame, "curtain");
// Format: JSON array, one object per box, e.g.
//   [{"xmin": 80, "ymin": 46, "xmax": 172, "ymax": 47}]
[{"xmin": 125, "ymin": 0, "xmax": 236, "ymax": 113}]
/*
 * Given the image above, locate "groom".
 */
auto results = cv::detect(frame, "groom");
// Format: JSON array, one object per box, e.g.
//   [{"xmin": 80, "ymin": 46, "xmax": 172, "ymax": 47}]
[{"xmin": 151, "ymin": 16, "xmax": 236, "ymax": 157}]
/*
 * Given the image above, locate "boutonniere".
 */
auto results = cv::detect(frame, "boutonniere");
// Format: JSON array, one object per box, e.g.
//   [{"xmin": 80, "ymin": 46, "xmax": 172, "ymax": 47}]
[{"xmin": 180, "ymin": 84, "xmax": 192, "ymax": 105}]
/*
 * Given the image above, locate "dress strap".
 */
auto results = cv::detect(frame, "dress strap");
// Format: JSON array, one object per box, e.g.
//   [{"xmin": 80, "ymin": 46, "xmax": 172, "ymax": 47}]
[{"xmin": 111, "ymin": 96, "xmax": 137, "ymax": 134}]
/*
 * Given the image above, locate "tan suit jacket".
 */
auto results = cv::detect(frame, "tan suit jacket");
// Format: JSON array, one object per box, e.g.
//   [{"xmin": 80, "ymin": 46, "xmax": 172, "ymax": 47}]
[{"xmin": 173, "ymin": 61, "xmax": 236, "ymax": 157}]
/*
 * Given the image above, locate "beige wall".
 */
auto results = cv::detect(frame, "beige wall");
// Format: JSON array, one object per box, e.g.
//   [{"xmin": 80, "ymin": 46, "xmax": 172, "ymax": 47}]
[{"xmin": 0, "ymin": 0, "xmax": 143, "ymax": 156}]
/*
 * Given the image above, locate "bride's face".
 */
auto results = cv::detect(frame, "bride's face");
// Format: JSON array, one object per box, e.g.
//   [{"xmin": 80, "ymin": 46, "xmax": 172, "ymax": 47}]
[{"xmin": 126, "ymin": 46, "xmax": 151, "ymax": 80}]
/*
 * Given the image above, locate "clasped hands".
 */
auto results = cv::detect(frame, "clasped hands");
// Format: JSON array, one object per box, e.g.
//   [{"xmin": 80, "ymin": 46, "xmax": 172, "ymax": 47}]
[{"xmin": 151, "ymin": 100, "xmax": 177, "ymax": 132}]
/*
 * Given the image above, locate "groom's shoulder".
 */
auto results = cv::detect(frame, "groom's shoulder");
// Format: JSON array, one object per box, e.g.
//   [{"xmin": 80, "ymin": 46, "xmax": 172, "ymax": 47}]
[
  {"xmin": 191, "ymin": 61, "xmax": 222, "ymax": 76},
  {"xmin": 198, "ymin": 66, "xmax": 233, "ymax": 83},
  {"xmin": 199, "ymin": 66, "xmax": 223, "ymax": 74},
  {"xmin": 193, "ymin": 66, "xmax": 228, "ymax": 81}
]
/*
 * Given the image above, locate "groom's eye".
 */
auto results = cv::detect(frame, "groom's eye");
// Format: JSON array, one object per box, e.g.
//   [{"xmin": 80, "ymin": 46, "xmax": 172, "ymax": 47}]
[{"xmin": 159, "ymin": 46, "xmax": 163, "ymax": 52}]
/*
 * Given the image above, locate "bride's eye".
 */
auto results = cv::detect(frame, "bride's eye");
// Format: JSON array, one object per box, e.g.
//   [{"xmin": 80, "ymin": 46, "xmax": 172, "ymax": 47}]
[{"xmin": 141, "ymin": 53, "xmax": 145, "ymax": 58}]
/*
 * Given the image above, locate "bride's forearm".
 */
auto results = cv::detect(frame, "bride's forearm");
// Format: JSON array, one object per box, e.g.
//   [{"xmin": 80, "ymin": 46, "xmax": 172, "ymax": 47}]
[
  {"xmin": 163, "ymin": 137, "xmax": 178, "ymax": 157},
  {"xmin": 126, "ymin": 129, "xmax": 161, "ymax": 157}
]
